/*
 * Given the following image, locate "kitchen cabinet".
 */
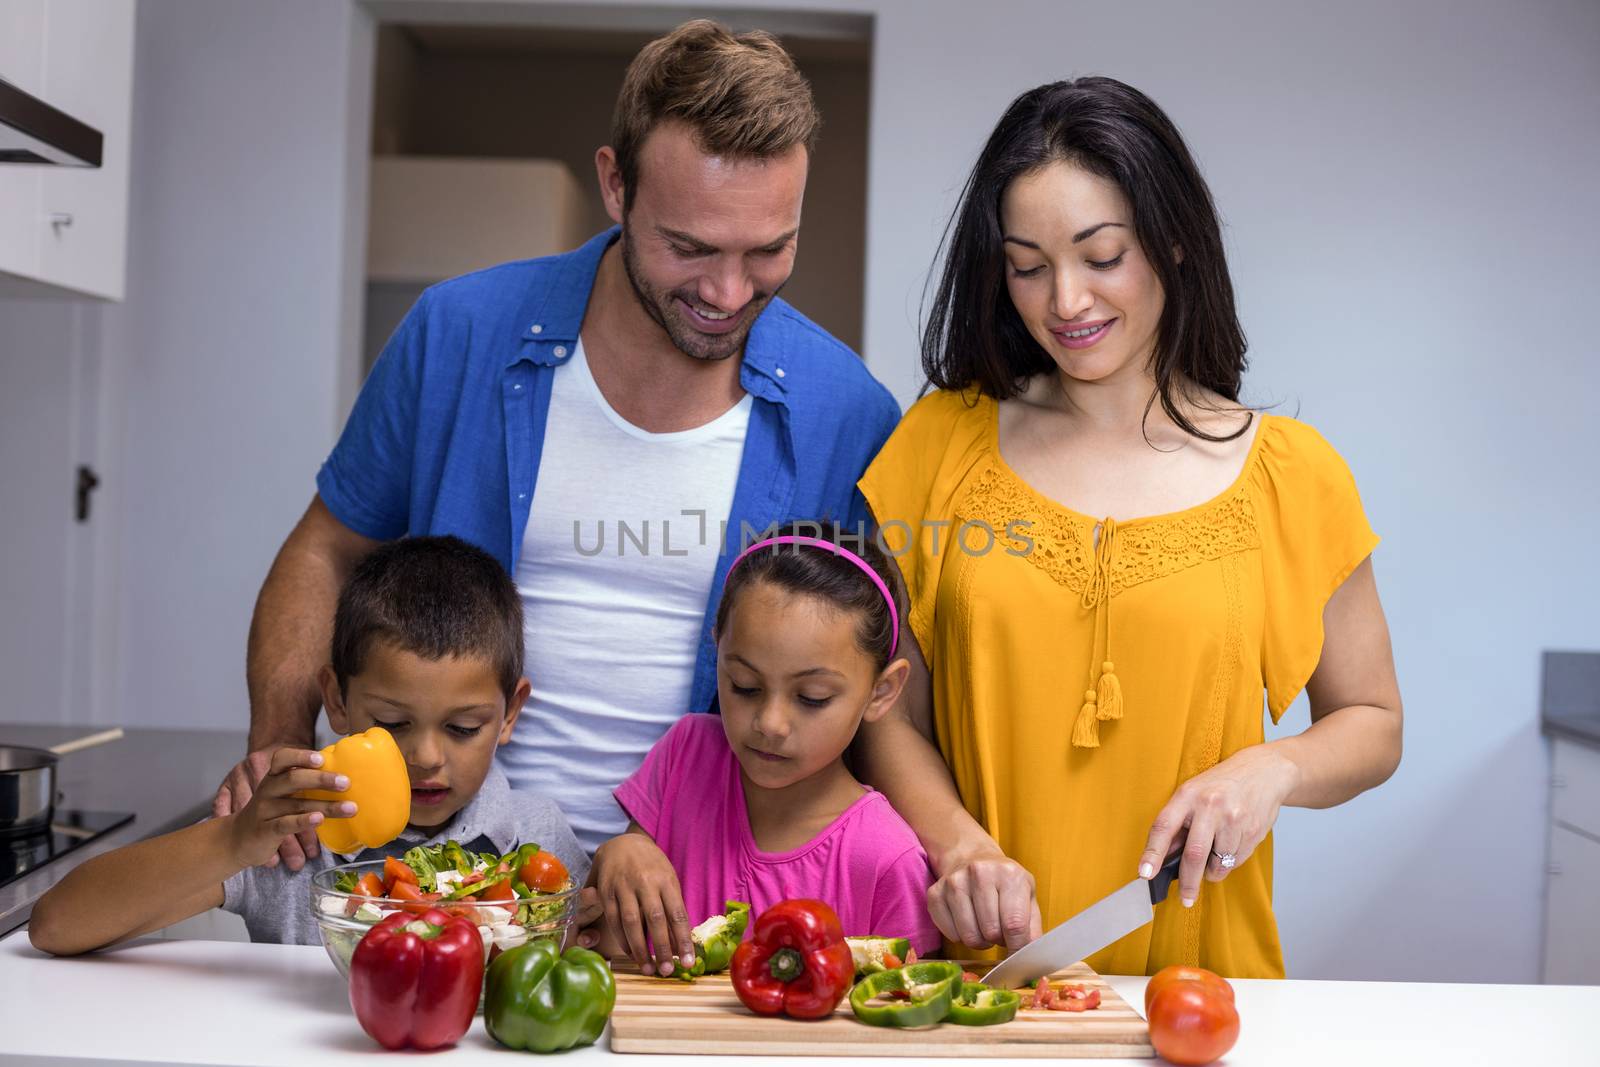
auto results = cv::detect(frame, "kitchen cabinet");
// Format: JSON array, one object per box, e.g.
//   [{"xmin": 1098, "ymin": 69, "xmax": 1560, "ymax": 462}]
[
  {"xmin": 1543, "ymin": 736, "xmax": 1600, "ymax": 983},
  {"xmin": 0, "ymin": 0, "xmax": 135, "ymax": 300},
  {"xmin": 366, "ymin": 156, "xmax": 587, "ymax": 284}
]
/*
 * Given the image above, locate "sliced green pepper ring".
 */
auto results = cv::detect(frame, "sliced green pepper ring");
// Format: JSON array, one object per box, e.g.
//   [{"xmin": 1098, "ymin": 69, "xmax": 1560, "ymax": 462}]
[
  {"xmin": 946, "ymin": 982, "xmax": 1021, "ymax": 1026},
  {"xmin": 848, "ymin": 961, "xmax": 964, "ymax": 1028}
]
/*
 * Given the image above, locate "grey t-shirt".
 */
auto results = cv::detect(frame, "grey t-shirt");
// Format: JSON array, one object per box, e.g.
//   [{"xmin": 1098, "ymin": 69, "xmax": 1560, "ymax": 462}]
[{"xmin": 221, "ymin": 762, "xmax": 586, "ymax": 945}]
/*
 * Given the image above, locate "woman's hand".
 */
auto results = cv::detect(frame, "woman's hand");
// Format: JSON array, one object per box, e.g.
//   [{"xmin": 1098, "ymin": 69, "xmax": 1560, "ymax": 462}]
[
  {"xmin": 927, "ymin": 847, "xmax": 1043, "ymax": 952},
  {"xmin": 223, "ymin": 747, "xmax": 353, "ymax": 869},
  {"xmin": 587, "ymin": 828, "xmax": 694, "ymax": 977},
  {"xmin": 1137, "ymin": 744, "xmax": 1300, "ymax": 907}
]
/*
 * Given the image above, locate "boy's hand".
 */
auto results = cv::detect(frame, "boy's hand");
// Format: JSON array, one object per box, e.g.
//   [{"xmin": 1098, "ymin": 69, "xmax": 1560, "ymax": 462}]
[
  {"xmin": 589, "ymin": 832, "xmax": 694, "ymax": 977},
  {"xmin": 223, "ymin": 748, "xmax": 354, "ymax": 870},
  {"xmin": 213, "ymin": 744, "xmax": 322, "ymax": 871}
]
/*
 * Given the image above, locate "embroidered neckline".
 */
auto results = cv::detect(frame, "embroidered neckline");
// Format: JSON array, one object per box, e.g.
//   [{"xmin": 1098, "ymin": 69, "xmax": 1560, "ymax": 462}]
[
  {"xmin": 952, "ymin": 402, "xmax": 1268, "ymax": 599},
  {"xmin": 985, "ymin": 399, "xmax": 1271, "ymax": 529}
]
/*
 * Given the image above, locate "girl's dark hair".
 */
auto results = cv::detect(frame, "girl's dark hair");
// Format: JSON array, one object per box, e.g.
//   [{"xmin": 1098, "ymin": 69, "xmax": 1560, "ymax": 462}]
[
  {"xmin": 715, "ymin": 522, "xmax": 903, "ymax": 672},
  {"xmin": 922, "ymin": 76, "xmax": 1250, "ymax": 442},
  {"xmin": 332, "ymin": 536, "xmax": 524, "ymax": 699}
]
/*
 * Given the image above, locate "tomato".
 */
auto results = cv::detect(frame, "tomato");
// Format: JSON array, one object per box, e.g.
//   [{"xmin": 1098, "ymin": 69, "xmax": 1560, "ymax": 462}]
[
  {"xmin": 461, "ymin": 871, "xmax": 485, "ymax": 886},
  {"xmin": 390, "ymin": 881, "xmax": 444, "ymax": 915},
  {"xmin": 1144, "ymin": 965, "xmax": 1235, "ymax": 1016},
  {"xmin": 481, "ymin": 878, "xmax": 515, "ymax": 903},
  {"xmin": 518, "ymin": 850, "xmax": 569, "ymax": 893},
  {"xmin": 1048, "ymin": 985, "xmax": 1101, "ymax": 1012},
  {"xmin": 1147, "ymin": 984, "xmax": 1239, "ymax": 1066},
  {"xmin": 355, "ymin": 872, "xmax": 386, "ymax": 899},
  {"xmin": 382, "ymin": 856, "xmax": 418, "ymax": 894},
  {"xmin": 882, "ymin": 952, "xmax": 903, "ymax": 970},
  {"xmin": 1030, "ymin": 977, "xmax": 1056, "ymax": 1010}
]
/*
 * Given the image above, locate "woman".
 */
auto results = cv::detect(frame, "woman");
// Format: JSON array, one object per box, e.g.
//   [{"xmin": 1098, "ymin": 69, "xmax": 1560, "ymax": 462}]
[{"xmin": 855, "ymin": 77, "xmax": 1402, "ymax": 978}]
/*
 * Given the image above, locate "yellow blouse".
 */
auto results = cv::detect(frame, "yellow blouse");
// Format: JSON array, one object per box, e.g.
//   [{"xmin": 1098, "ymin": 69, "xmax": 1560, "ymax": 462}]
[{"xmin": 859, "ymin": 390, "xmax": 1378, "ymax": 978}]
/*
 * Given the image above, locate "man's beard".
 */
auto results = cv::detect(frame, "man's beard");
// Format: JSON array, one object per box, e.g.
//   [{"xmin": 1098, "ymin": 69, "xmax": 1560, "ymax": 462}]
[{"xmin": 620, "ymin": 225, "xmax": 780, "ymax": 363}]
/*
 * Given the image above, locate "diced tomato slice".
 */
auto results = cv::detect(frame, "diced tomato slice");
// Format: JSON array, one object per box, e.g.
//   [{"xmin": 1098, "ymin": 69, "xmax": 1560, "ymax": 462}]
[
  {"xmin": 963, "ymin": 971, "xmax": 982, "ymax": 984},
  {"xmin": 355, "ymin": 872, "xmax": 386, "ymax": 899},
  {"xmin": 518, "ymin": 850, "xmax": 569, "ymax": 893},
  {"xmin": 481, "ymin": 878, "xmax": 515, "ymax": 902},
  {"xmin": 389, "ymin": 880, "xmax": 439, "ymax": 914},
  {"xmin": 1047, "ymin": 986, "xmax": 1102, "ymax": 1012},
  {"xmin": 382, "ymin": 856, "xmax": 417, "ymax": 894},
  {"xmin": 1031, "ymin": 978, "xmax": 1057, "ymax": 1010},
  {"xmin": 882, "ymin": 952, "xmax": 903, "ymax": 970},
  {"xmin": 461, "ymin": 871, "xmax": 485, "ymax": 886}
]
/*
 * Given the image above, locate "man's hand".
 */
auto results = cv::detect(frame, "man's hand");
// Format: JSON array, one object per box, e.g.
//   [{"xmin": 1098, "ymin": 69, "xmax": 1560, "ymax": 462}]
[
  {"xmin": 212, "ymin": 744, "xmax": 322, "ymax": 870},
  {"xmin": 222, "ymin": 747, "xmax": 354, "ymax": 870},
  {"xmin": 927, "ymin": 848, "xmax": 1043, "ymax": 953}
]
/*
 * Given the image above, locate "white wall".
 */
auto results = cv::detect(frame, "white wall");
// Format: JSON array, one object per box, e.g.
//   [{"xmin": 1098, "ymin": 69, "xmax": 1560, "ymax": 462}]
[
  {"xmin": 105, "ymin": 0, "xmax": 371, "ymax": 732},
  {"xmin": 10, "ymin": 0, "xmax": 1591, "ymax": 984}
]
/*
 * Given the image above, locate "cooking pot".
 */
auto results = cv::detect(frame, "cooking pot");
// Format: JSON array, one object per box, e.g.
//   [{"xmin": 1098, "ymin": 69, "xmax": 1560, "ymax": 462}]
[{"xmin": 0, "ymin": 729, "xmax": 124, "ymax": 838}]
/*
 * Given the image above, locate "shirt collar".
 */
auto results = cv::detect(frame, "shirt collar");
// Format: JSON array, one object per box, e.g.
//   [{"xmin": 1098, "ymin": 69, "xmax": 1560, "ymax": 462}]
[{"xmin": 509, "ymin": 225, "xmax": 790, "ymax": 404}]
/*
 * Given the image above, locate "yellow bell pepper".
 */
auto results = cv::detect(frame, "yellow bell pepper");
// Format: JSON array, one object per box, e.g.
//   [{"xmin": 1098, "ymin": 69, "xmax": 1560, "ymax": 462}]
[{"xmin": 299, "ymin": 727, "xmax": 410, "ymax": 853}]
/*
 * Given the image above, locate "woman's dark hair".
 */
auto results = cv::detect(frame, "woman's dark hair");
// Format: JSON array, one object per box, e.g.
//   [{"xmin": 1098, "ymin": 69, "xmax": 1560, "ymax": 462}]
[
  {"xmin": 332, "ymin": 536, "xmax": 524, "ymax": 700},
  {"xmin": 923, "ymin": 76, "xmax": 1250, "ymax": 442},
  {"xmin": 715, "ymin": 521, "xmax": 903, "ymax": 672}
]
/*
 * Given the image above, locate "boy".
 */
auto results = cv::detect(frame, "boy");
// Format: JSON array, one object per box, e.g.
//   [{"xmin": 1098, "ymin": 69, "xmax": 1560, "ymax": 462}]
[{"xmin": 30, "ymin": 536, "xmax": 585, "ymax": 954}]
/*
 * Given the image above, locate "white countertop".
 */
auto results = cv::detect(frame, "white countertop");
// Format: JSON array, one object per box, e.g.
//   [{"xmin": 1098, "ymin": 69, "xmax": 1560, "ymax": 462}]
[{"xmin": 1, "ymin": 931, "xmax": 1594, "ymax": 1066}]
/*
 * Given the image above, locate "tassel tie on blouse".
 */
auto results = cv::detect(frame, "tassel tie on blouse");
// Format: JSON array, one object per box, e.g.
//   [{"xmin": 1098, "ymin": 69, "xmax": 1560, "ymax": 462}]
[{"xmin": 1073, "ymin": 517, "xmax": 1124, "ymax": 748}]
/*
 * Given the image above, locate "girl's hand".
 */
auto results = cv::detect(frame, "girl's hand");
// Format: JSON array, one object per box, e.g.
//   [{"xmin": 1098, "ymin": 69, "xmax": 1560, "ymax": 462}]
[
  {"xmin": 927, "ymin": 848, "xmax": 1043, "ymax": 951},
  {"xmin": 589, "ymin": 830, "xmax": 694, "ymax": 976},
  {"xmin": 224, "ymin": 747, "xmax": 353, "ymax": 869},
  {"xmin": 1137, "ymin": 743, "xmax": 1301, "ymax": 907}
]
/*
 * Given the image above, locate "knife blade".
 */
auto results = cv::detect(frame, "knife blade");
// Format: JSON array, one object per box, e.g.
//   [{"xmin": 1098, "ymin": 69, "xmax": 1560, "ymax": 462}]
[{"xmin": 978, "ymin": 854, "xmax": 1181, "ymax": 990}]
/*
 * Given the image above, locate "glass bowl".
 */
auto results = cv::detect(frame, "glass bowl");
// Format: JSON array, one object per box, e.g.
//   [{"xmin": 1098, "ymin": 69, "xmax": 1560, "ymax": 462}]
[{"xmin": 308, "ymin": 859, "xmax": 578, "ymax": 982}]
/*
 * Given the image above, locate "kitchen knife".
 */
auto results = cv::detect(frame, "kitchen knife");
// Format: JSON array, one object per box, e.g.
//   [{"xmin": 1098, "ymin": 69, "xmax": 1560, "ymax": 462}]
[{"xmin": 979, "ymin": 853, "xmax": 1181, "ymax": 990}]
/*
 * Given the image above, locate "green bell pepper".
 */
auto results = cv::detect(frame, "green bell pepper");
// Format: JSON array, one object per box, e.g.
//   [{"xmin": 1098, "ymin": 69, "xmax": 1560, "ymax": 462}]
[
  {"xmin": 946, "ymin": 982, "xmax": 1021, "ymax": 1026},
  {"xmin": 484, "ymin": 940, "xmax": 615, "ymax": 1053},
  {"xmin": 670, "ymin": 900, "xmax": 751, "ymax": 981},
  {"xmin": 442, "ymin": 868, "xmax": 513, "ymax": 901},
  {"xmin": 848, "ymin": 961, "xmax": 964, "ymax": 1029},
  {"xmin": 845, "ymin": 936, "xmax": 912, "ymax": 977}
]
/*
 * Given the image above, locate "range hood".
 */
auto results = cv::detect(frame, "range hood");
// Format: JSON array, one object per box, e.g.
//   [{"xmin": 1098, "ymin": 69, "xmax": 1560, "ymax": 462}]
[{"xmin": 0, "ymin": 77, "xmax": 102, "ymax": 167}]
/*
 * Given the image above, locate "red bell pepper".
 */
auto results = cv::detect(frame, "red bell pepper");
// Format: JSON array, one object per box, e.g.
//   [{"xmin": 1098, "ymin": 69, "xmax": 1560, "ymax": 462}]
[
  {"xmin": 348, "ymin": 907, "xmax": 484, "ymax": 1050},
  {"xmin": 730, "ymin": 899, "xmax": 855, "ymax": 1020}
]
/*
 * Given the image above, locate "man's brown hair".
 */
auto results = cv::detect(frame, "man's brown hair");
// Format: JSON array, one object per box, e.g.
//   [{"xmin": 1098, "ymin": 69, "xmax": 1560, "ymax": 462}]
[{"xmin": 611, "ymin": 19, "xmax": 820, "ymax": 206}]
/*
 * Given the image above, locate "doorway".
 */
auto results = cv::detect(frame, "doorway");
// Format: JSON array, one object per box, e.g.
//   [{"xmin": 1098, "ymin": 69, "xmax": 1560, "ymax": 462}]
[{"xmin": 360, "ymin": 11, "xmax": 873, "ymax": 375}]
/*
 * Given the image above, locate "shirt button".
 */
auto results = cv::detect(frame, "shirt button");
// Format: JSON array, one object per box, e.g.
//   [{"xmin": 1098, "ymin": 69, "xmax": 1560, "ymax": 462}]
[
  {"xmin": 530, "ymin": 324, "xmax": 543, "ymax": 334},
  {"xmin": 776, "ymin": 367, "xmax": 786, "ymax": 378},
  {"xmin": 518, "ymin": 492, "xmax": 528, "ymax": 500},
  {"xmin": 554, "ymin": 345, "xmax": 568, "ymax": 357},
  {"xmin": 513, "ymin": 383, "xmax": 522, "ymax": 391}
]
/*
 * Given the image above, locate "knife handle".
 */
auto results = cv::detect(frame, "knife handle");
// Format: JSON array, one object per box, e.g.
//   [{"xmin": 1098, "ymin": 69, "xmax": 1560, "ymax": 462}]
[{"xmin": 1147, "ymin": 853, "xmax": 1182, "ymax": 905}]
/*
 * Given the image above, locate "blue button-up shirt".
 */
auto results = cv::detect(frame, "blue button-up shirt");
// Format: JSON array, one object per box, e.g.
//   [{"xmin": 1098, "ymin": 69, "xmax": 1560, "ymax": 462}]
[{"xmin": 317, "ymin": 228, "xmax": 901, "ymax": 713}]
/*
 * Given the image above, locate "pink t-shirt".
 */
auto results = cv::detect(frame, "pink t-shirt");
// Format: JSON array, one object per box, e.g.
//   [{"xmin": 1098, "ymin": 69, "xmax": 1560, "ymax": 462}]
[{"xmin": 613, "ymin": 714, "xmax": 942, "ymax": 955}]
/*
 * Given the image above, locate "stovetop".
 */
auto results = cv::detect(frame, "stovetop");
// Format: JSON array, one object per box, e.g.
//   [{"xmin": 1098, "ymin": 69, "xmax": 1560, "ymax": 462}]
[{"xmin": 1, "ymin": 810, "xmax": 135, "ymax": 891}]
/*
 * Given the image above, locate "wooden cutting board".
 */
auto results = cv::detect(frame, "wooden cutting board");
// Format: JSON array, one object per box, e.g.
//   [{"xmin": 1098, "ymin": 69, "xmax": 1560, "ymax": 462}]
[{"xmin": 608, "ymin": 962, "xmax": 1154, "ymax": 1058}]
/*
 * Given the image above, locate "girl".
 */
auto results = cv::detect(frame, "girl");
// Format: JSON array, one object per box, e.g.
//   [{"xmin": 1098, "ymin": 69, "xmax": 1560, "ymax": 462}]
[
  {"xmin": 583, "ymin": 522, "xmax": 942, "ymax": 976},
  {"xmin": 853, "ymin": 77, "xmax": 1403, "ymax": 977}
]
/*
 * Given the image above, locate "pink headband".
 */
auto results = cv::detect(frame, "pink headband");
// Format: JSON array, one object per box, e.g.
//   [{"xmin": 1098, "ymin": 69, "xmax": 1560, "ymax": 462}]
[{"xmin": 726, "ymin": 535, "xmax": 900, "ymax": 659}]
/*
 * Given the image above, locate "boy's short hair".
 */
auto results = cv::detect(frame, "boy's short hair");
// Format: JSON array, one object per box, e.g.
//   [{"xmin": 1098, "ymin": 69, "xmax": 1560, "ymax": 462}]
[
  {"xmin": 331, "ymin": 536, "xmax": 523, "ymax": 700},
  {"xmin": 611, "ymin": 18, "xmax": 820, "ymax": 207}
]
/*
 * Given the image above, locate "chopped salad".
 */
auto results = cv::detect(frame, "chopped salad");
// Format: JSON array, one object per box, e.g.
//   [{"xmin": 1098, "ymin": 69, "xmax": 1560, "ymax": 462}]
[{"xmin": 322, "ymin": 839, "xmax": 573, "ymax": 960}]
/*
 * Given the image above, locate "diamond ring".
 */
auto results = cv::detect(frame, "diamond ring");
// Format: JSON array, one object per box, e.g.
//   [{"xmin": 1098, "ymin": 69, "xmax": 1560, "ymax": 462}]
[{"xmin": 1213, "ymin": 851, "xmax": 1237, "ymax": 870}]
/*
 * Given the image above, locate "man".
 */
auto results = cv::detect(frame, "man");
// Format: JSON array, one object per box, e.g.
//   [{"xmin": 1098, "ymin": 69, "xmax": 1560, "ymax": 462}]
[{"xmin": 215, "ymin": 20, "xmax": 899, "ymax": 866}]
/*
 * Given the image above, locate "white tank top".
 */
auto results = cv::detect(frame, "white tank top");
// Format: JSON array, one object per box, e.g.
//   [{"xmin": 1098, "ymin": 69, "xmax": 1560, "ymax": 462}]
[{"xmin": 501, "ymin": 339, "xmax": 751, "ymax": 854}]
